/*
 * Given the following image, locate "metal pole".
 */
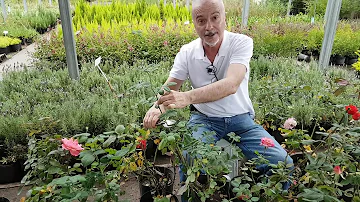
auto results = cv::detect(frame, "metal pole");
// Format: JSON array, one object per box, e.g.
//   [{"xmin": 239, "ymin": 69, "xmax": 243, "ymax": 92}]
[
  {"xmin": 164, "ymin": 0, "xmax": 166, "ymax": 6},
  {"xmin": 323, "ymin": 0, "xmax": 332, "ymax": 25},
  {"xmin": 1, "ymin": 0, "xmax": 6, "ymax": 21},
  {"xmin": 38, "ymin": 0, "xmax": 41, "ymax": 5},
  {"xmin": 23, "ymin": 0, "xmax": 27, "ymax": 13},
  {"xmin": 186, "ymin": 0, "xmax": 189, "ymax": 10},
  {"xmin": 241, "ymin": 0, "xmax": 250, "ymax": 28},
  {"xmin": 58, "ymin": 0, "xmax": 80, "ymax": 80},
  {"xmin": 49, "ymin": 0, "xmax": 52, "ymax": 6},
  {"xmin": 172, "ymin": 0, "xmax": 175, "ymax": 8},
  {"xmin": 318, "ymin": 0, "xmax": 342, "ymax": 69},
  {"xmin": 287, "ymin": 0, "xmax": 292, "ymax": 16}
]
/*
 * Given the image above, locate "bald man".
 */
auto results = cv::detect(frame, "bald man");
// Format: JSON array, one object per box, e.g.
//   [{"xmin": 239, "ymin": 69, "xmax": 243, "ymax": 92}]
[{"xmin": 143, "ymin": 0, "xmax": 293, "ymax": 200}]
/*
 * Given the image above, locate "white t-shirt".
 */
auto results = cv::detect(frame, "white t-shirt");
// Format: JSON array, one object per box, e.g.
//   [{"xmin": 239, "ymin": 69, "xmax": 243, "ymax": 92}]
[{"xmin": 169, "ymin": 30, "xmax": 255, "ymax": 118}]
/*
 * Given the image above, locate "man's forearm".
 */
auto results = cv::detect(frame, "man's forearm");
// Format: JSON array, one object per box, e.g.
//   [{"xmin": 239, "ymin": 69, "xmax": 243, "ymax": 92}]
[{"xmin": 186, "ymin": 78, "xmax": 238, "ymax": 104}]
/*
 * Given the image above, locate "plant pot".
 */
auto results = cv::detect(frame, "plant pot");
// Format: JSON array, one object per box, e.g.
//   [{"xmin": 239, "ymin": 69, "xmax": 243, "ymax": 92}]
[
  {"xmin": 139, "ymin": 167, "xmax": 175, "ymax": 202},
  {"xmin": 145, "ymin": 138, "xmax": 158, "ymax": 160},
  {"xmin": 345, "ymin": 57, "xmax": 358, "ymax": 66},
  {"xmin": 0, "ymin": 47, "xmax": 10, "ymax": 55},
  {"xmin": 23, "ymin": 38, "xmax": 33, "ymax": 45},
  {"xmin": 0, "ymin": 197, "xmax": 10, "ymax": 202},
  {"xmin": 298, "ymin": 53, "xmax": 311, "ymax": 63},
  {"xmin": 0, "ymin": 160, "xmax": 25, "ymax": 184},
  {"xmin": 331, "ymin": 55, "xmax": 346, "ymax": 66},
  {"xmin": 9, "ymin": 44, "xmax": 22, "ymax": 52}
]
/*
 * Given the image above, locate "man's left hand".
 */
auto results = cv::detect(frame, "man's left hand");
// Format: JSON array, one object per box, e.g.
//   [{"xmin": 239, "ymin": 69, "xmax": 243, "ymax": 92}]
[{"xmin": 157, "ymin": 90, "xmax": 191, "ymax": 109}]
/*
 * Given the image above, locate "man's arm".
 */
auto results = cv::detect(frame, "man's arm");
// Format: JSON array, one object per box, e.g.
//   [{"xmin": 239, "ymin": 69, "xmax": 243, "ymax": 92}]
[
  {"xmin": 157, "ymin": 64, "xmax": 246, "ymax": 108},
  {"xmin": 186, "ymin": 63, "xmax": 246, "ymax": 104}
]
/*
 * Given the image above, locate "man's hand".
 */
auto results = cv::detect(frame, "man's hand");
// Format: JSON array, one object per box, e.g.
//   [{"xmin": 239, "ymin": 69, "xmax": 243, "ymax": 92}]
[
  {"xmin": 143, "ymin": 106, "xmax": 162, "ymax": 129},
  {"xmin": 157, "ymin": 90, "xmax": 191, "ymax": 109}
]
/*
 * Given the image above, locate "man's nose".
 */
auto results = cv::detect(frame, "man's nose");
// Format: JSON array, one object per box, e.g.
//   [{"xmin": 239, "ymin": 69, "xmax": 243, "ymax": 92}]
[{"xmin": 205, "ymin": 20, "xmax": 214, "ymax": 30}]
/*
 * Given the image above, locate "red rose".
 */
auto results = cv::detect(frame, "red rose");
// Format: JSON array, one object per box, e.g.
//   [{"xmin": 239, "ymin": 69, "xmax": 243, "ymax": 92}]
[
  {"xmin": 352, "ymin": 112, "xmax": 360, "ymax": 120},
  {"xmin": 136, "ymin": 139, "xmax": 147, "ymax": 150},
  {"xmin": 345, "ymin": 105, "xmax": 358, "ymax": 115}
]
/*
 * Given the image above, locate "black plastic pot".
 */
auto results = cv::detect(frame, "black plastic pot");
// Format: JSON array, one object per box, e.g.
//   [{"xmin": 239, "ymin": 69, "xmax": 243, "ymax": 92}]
[
  {"xmin": 145, "ymin": 138, "xmax": 158, "ymax": 160},
  {"xmin": 298, "ymin": 53, "xmax": 311, "ymax": 63},
  {"xmin": 345, "ymin": 57, "xmax": 358, "ymax": 66},
  {"xmin": 9, "ymin": 44, "xmax": 22, "ymax": 52},
  {"xmin": 0, "ymin": 161, "xmax": 25, "ymax": 184},
  {"xmin": 0, "ymin": 47, "xmax": 10, "ymax": 54},
  {"xmin": 139, "ymin": 167, "xmax": 175, "ymax": 202},
  {"xmin": 331, "ymin": 55, "xmax": 346, "ymax": 66},
  {"xmin": 0, "ymin": 197, "xmax": 10, "ymax": 202},
  {"xmin": 22, "ymin": 38, "xmax": 33, "ymax": 45}
]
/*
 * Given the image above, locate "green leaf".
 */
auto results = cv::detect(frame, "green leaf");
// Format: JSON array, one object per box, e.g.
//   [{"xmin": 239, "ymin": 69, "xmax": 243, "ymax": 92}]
[
  {"xmin": 302, "ymin": 86, "xmax": 312, "ymax": 91},
  {"xmin": 49, "ymin": 159, "xmax": 61, "ymax": 167},
  {"xmin": 301, "ymin": 140, "xmax": 317, "ymax": 145},
  {"xmin": 166, "ymin": 82, "xmax": 177, "ymax": 87},
  {"xmin": 163, "ymin": 86, "xmax": 171, "ymax": 92},
  {"xmin": 115, "ymin": 147, "xmax": 130, "ymax": 157},
  {"xmin": 73, "ymin": 163, "xmax": 81, "ymax": 168},
  {"xmin": 69, "ymin": 175, "xmax": 86, "ymax": 183},
  {"xmin": 334, "ymin": 86, "xmax": 346, "ymax": 96},
  {"xmin": 50, "ymin": 176, "xmax": 70, "ymax": 186},
  {"xmin": 353, "ymin": 196, "xmax": 360, "ymax": 202},
  {"xmin": 103, "ymin": 136, "xmax": 117, "ymax": 147},
  {"xmin": 115, "ymin": 125, "xmax": 125, "ymax": 134},
  {"xmin": 81, "ymin": 153, "xmax": 95, "ymax": 167},
  {"xmin": 73, "ymin": 133, "xmax": 91, "ymax": 138},
  {"xmin": 251, "ymin": 197, "xmax": 259, "ymax": 201},
  {"xmin": 177, "ymin": 185, "xmax": 188, "ymax": 195},
  {"xmin": 210, "ymin": 181, "xmax": 217, "ymax": 189},
  {"xmin": 189, "ymin": 173, "xmax": 195, "ymax": 182},
  {"xmin": 158, "ymin": 139, "xmax": 167, "ymax": 150},
  {"xmin": 79, "ymin": 136, "xmax": 88, "ymax": 143},
  {"xmin": 47, "ymin": 166, "xmax": 62, "ymax": 174},
  {"xmin": 324, "ymin": 195, "xmax": 341, "ymax": 202},
  {"xmin": 159, "ymin": 109, "xmax": 177, "ymax": 120}
]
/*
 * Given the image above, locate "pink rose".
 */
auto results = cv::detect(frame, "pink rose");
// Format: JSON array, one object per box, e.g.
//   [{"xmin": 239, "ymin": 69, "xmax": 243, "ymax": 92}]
[
  {"xmin": 333, "ymin": 165, "xmax": 342, "ymax": 175},
  {"xmin": 260, "ymin": 137, "xmax": 275, "ymax": 148},
  {"xmin": 283, "ymin": 117, "xmax": 297, "ymax": 129},
  {"xmin": 62, "ymin": 138, "xmax": 84, "ymax": 156}
]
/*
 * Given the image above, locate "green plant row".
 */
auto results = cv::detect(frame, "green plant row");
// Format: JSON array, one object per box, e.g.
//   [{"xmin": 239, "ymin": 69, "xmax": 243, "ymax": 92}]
[
  {"xmin": 73, "ymin": 0, "xmax": 191, "ymax": 29},
  {"xmin": 36, "ymin": 18, "xmax": 360, "ymax": 66},
  {"xmin": 0, "ymin": 36, "xmax": 21, "ymax": 48},
  {"xmin": 0, "ymin": 6, "xmax": 59, "ymax": 39},
  {"xmin": 36, "ymin": 19, "xmax": 198, "ymax": 65},
  {"xmin": 1, "ymin": 56, "xmax": 360, "ymax": 164}
]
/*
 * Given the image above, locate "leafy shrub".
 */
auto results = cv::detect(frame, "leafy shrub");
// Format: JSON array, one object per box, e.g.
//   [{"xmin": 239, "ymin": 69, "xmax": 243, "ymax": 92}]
[
  {"xmin": 35, "ymin": 19, "xmax": 198, "ymax": 66},
  {"xmin": 249, "ymin": 56, "xmax": 360, "ymax": 131}
]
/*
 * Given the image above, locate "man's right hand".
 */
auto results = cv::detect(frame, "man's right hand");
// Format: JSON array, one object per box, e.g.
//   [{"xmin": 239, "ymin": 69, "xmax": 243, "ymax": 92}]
[{"xmin": 143, "ymin": 106, "xmax": 162, "ymax": 129}]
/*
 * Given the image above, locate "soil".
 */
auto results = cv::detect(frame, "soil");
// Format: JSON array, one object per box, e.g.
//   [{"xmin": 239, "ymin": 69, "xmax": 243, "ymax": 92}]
[{"xmin": 0, "ymin": 155, "xmax": 181, "ymax": 202}]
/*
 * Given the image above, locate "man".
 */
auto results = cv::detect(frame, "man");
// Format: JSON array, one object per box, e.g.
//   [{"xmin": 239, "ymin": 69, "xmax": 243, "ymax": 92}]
[{"xmin": 143, "ymin": 0, "xmax": 293, "ymax": 199}]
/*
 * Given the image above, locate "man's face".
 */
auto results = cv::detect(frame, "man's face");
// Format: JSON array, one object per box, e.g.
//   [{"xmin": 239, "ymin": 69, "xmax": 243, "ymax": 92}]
[{"xmin": 192, "ymin": 0, "xmax": 226, "ymax": 47}]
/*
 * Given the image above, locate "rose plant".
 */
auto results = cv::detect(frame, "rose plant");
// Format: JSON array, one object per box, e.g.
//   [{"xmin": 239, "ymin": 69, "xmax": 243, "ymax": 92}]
[{"xmin": 21, "ymin": 124, "xmax": 142, "ymax": 202}]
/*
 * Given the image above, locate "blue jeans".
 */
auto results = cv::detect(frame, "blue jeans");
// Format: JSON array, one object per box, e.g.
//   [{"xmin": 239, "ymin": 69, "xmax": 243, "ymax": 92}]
[{"xmin": 179, "ymin": 111, "xmax": 294, "ymax": 201}]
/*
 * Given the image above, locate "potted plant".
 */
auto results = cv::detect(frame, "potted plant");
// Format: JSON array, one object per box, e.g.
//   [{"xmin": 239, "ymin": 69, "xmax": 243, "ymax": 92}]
[
  {"xmin": 0, "ymin": 137, "xmax": 27, "ymax": 184},
  {"xmin": 0, "ymin": 37, "xmax": 10, "ymax": 55},
  {"xmin": 9, "ymin": 38, "xmax": 22, "ymax": 52}
]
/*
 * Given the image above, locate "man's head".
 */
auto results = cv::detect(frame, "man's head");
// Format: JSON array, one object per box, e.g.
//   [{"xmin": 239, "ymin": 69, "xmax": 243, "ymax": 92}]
[{"xmin": 192, "ymin": 0, "xmax": 226, "ymax": 48}]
